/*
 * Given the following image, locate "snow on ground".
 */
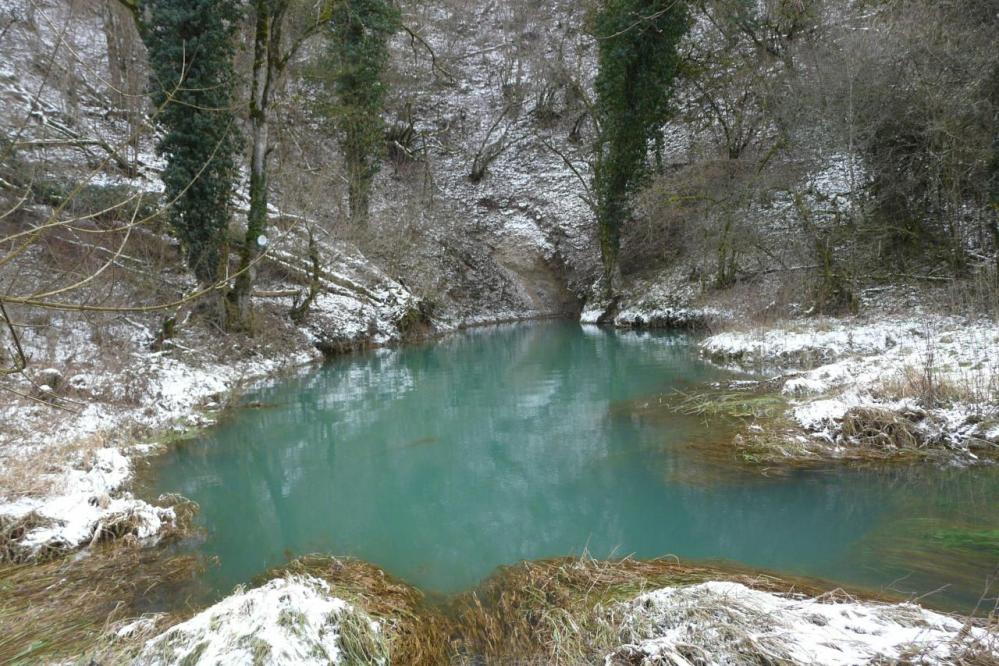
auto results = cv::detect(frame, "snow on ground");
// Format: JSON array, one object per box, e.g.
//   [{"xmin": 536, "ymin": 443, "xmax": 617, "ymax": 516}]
[
  {"xmin": 0, "ymin": 447, "xmax": 173, "ymax": 556},
  {"xmin": 135, "ymin": 575, "xmax": 384, "ymax": 666},
  {"xmin": 0, "ymin": 257, "xmax": 423, "ymax": 558},
  {"xmin": 701, "ymin": 316, "xmax": 999, "ymax": 456},
  {"xmin": 0, "ymin": 337, "xmax": 319, "ymax": 557},
  {"xmin": 608, "ymin": 581, "xmax": 997, "ymax": 665}
]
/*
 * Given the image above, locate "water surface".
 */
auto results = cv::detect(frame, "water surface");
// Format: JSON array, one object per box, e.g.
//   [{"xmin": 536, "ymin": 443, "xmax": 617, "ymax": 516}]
[{"xmin": 153, "ymin": 322, "xmax": 998, "ymax": 611}]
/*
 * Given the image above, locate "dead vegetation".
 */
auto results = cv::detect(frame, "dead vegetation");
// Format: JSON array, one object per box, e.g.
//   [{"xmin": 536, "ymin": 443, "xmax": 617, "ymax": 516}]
[
  {"xmin": 879, "ymin": 361, "xmax": 999, "ymax": 413},
  {"xmin": 0, "ymin": 433, "xmax": 113, "ymax": 500},
  {"xmin": 0, "ymin": 511, "xmax": 49, "ymax": 564},
  {"xmin": 2, "ymin": 548, "xmax": 994, "ymax": 664},
  {"xmin": 614, "ymin": 383, "xmax": 827, "ymax": 471},
  {"xmin": 663, "ymin": 384, "xmax": 787, "ymax": 421},
  {"xmin": 840, "ymin": 406, "xmax": 929, "ymax": 451},
  {"xmin": 256, "ymin": 555, "xmax": 455, "ymax": 665},
  {"xmin": 0, "ymin": 479, "xmax": 198, "ymax": 566},
  {"xmin": 445, "ymin": 555, "xmax": 844, "ymax": 664},
  {"xmin": 0, "ymin": 544, "xmax": 208, "ymax": 664}
]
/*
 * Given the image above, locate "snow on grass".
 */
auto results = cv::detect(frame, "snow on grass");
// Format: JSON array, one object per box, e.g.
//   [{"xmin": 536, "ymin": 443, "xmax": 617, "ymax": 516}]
[
  {"xmin": 701, "ymin": 318, "xmax": 902, "ymax": 367},
  {"xmin": 700, "ymin": 316, "xmax": 999, "ymax": 456},
  {"xmin": 0, "ymin": 314, "xmax": 325, "ymax": 556},
  {"xmin": 608, "ymin": 581, "xmax": 997, "ymax": 665},
  {"xmin": 136, "ymin": 575, "xmax": 386, "ymax": 666},
  {"xmin": 0, "ymin": 447, "xmax": 174, "ymax": 557}
]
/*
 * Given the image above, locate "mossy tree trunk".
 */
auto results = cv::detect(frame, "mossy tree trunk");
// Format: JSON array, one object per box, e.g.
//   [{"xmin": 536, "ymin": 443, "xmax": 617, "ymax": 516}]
[
  {"xmin": 591, "ymin": 0, "xmax": 689, "ymax": 290},
  {"xmin": 229, "ymin": 0, "xmax": 287, "ymax": 330}
]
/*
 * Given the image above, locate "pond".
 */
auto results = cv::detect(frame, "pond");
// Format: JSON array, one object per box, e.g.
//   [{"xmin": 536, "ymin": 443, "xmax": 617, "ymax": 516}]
[{"xmin": 152, "ymin": 321, "xmax": 999, "ymax": 611}]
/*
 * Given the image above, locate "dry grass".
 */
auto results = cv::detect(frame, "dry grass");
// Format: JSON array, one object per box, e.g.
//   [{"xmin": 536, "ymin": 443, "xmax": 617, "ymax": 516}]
[
  {"xmin": 877, "ymin": 362, "xmax": 999, "ymax": 412},
  {"xmin": 834, "ymin": 403, "xmax": 995, "ymax": 460},
  {"xmin": 445, "ymin": 555, "xmax": 843, "ymax": 664},
  {"xmin": 0, "ymin": 512, "xmax": 50, "ymax": 564},
  {"xmin": 248, "ymin": 554, "xmax": 870, "ymax": 664},
  {"xmin": 840, "ymin": 406, "xmax": 926, "ymax": 451},
  {"xmin": 608, "ymin": 384, "xmax": 819, "ymax": 480},
  {"xmin": 742, "ymin": 406, "xmax": 948, "ymax": 465},
  {"xmin": 0, "ymin": 544, "xmax": 207, "ymax": 664},
  {"xmin": 257, "ymin": 555, "xmax": 455, "ymax": 665},
  {"xmin": 663, "ymin": 385, "xmax": 787, "ymax": 421},
  {"xmin": 0, "ymin": 461, "xmax": 199, "ymax": 566},
  {"xmin": 0, "ymin": 433, "xmax": 114, "ymax": 500},
  {"xmin": 1, "ymin": 549, "xmax": 991, "ymax": 664}
]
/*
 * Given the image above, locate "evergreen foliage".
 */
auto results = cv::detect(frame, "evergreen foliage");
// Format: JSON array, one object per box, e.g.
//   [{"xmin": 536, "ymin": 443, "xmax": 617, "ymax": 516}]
[
  {"xmin": 592, "ymin": 0, "xmax": 688, "ymax": 283},
  {"xmin": 142, "ymin": 0, "xmax": 243, "ymax": 287},
  {"xmin": 314, "ymin": 0, "xmax": 400, "ymax": 225}
]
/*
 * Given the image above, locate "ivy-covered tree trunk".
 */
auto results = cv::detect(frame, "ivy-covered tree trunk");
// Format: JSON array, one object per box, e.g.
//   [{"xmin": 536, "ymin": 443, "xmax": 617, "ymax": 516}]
[
  {"xmin": 344, "ymin": 114, "xmax": 374, "ymax": 226},
  {"xmin": 315, "ymin": 0, "xmax": 400, "ymax": 227},
  {"xmin": 229, "ymin": 0, "xmax": 289, "ymax": 329},
  {"xmin": 141, "ymin": 0, "xmax": 243, "ymax": 325},
  {"xmin": 591, "ymin": 0, "xmax": 688, "ymax": 289},
  {"xmin": 989, "ymin": 64, "xmax": 999, "ymax": 284}
]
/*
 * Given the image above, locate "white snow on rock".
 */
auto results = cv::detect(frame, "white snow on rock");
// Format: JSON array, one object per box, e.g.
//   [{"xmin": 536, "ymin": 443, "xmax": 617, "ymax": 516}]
[
  {"xmin": 608, "ymin": 582, "xmax": 997, "ymax": 666},
  {"xmin": 580, "ymin": 303, "xmax": 609, "ymax": 325},
  {"xmin": 614, "ymin": 305, "xmax": 727, "ymax": 330},
  {"xmin": 136, "ymin": 576, "xmax": 383, "ymax": 666},
  {"xmin": 0, "ymin": 448, "xmax": 174, "ymax": 555}
]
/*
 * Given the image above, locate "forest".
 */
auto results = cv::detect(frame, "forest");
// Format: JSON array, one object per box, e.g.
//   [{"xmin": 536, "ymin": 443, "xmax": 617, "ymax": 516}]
[{"xmin": 0, "ymin": 0, "xmax": 997, "ymax": 663}]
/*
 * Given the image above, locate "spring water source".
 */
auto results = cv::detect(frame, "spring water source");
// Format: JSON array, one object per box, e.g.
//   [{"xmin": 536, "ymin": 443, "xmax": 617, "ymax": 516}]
[{"xmin": 152, "ymin": 321, "xmax": 998, "ymax": 611}]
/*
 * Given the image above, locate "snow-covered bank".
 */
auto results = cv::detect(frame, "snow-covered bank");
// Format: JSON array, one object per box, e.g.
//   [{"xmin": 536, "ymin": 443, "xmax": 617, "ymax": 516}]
[
  {"xmin": 0, "ymin": 447, "xmax": 174, "ymax": 561},
  {"xmin": 0, "ymin": 260, "xmax": 425, "ymax": 559},
  {"xmin": 701, "ymin": 315, "xmax": 999, "ymax": 460},
  {"xmin": 135, "ymin": 575, "xmax": 385, "ymax": 666},
  {"xmin": 0, "ymin": 317, "xmax": 323, "ymax": 559},
  {"xmin": 122, "ymin": 572, "xmax": 997, "ymax": 665},
  {"xmin": 580, "ymin": 266, "xmax": 732, "ymax": 330},
  {"xmin": 608, "ymin": 581, "xmax": 997, "ymax": 665}
]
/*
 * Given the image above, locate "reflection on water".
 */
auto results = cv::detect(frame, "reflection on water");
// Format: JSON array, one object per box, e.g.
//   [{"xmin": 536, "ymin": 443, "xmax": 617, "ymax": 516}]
[{"xmin": 152, "ymin": 322, "xmax": 999, "ymax": 611}]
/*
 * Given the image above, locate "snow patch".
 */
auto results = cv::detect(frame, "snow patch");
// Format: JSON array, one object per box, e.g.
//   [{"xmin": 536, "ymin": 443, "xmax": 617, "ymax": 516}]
[
  {"xmin": 136, "ymin": 576, "xmax": 383, "ymax": 666},
  {"xmin": 609, "ymin": 581, "xmax": 996, "ymax": 665},
  {"xmin": 700, "ymin": 316, "xmax": 999, "ymax": 456},
  {"xmin": 0, "ymin": 448, "xmax": 174, "ymax": 555}
]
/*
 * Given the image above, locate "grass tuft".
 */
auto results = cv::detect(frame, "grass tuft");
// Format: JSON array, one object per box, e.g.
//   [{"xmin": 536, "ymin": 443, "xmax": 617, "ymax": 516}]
[
  {"xmin": 257, "ymin": 554, "xmax": 453, "ymax": 665},
  {"xmin": 0, "ymin": 545, "xmax": 207, "ymax": 664}
]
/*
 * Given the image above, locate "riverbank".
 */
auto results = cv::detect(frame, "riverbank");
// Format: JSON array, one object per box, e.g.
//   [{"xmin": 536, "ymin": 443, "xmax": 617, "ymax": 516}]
[
  {"xmin": 590, "ymin": 267, "xmax": 999, "ymax": 464},
  {"xmin": 699, "ymin": 313, "xmax": 999, "ymax": 464},
  {"xmin": 0, "ymin": 303, "xmax": 563, "ymax": 563},
  {"xmin": 2, "ymin": 304, "xmax": 997, "ymax": 663},
  {"xmin": 10, "ymin": 553, "xmax": 992, "ymax": 664}
]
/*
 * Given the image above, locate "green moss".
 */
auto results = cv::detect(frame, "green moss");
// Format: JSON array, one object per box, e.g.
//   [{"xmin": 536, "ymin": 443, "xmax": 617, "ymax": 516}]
[{"xmin": 931, "ymin": 528, "xmax": 999, "ymax": 552}]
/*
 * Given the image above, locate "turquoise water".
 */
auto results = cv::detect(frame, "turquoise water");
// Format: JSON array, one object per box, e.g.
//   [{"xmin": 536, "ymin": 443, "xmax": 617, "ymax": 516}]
[{"xmin": 152, "ymin": 321, "xmax": 998, "ymax": 610}]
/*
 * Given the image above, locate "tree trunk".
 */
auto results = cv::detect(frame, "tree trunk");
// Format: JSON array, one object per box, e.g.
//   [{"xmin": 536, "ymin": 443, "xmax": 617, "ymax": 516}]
[
  {"xmin": 347, "ymin": 167, "xmax": 371, "ymax": 226},
  {"xmin": 229, "ymin": 2, "xmax": 274, "ymax": 329}
]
